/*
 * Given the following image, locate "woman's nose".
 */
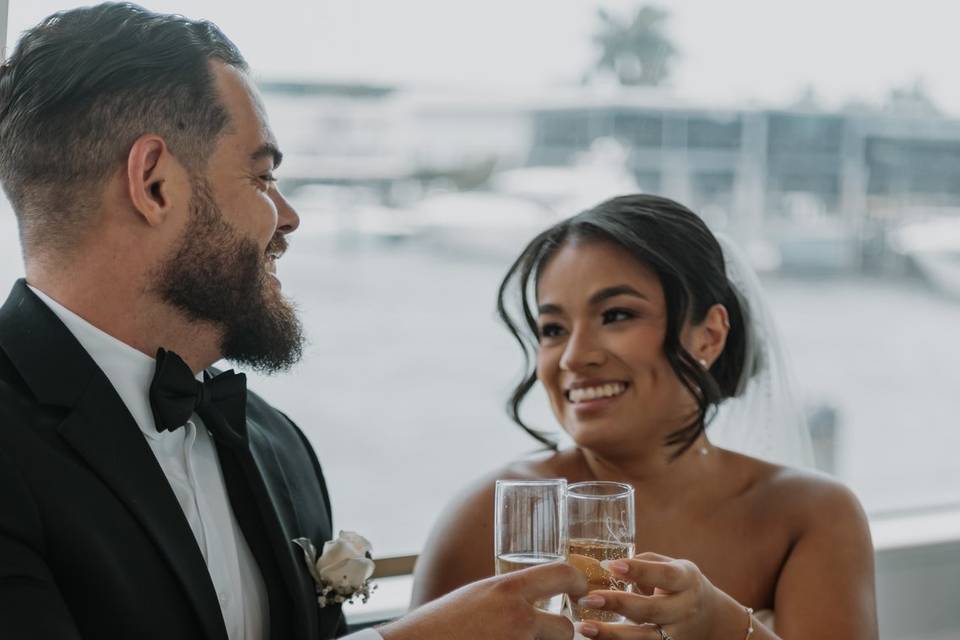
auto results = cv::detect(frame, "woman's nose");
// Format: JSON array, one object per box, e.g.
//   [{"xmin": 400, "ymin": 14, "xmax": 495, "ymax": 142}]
[{"xmin": 559, "ymin": 327, "xmax": 606, "ymax": 371}]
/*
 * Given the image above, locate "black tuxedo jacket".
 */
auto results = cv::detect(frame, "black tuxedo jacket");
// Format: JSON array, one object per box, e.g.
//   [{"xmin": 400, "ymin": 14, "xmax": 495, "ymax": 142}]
[{"xmin": 0, "ymin": 280, "xmax": 346, "ymax": 639}]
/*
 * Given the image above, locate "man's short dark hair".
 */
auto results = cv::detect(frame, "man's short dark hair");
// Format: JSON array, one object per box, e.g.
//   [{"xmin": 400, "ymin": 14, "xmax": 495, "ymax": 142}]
[{"xmin": 0, "ymin": 2, "xmax": 247, "ymax": 255}]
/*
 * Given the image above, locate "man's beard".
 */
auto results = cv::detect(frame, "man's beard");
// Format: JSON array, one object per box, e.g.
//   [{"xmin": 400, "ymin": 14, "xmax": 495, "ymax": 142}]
[{"xmin": 154, "ymin": 179, "xmax": 304, "ymax": 373}]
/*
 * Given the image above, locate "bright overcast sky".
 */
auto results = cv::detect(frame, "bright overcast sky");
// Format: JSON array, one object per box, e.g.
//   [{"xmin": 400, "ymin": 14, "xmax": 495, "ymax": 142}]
[{"xmin": 6, "ymin": 0, "xmax": 960, "ymax": 114}]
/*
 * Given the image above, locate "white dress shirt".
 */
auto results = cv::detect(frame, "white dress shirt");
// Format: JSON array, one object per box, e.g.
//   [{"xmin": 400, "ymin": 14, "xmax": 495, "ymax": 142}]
[
  {"xmin": 31, "ymin": 286, "xmax": 269, "ymax": 640},
  {"xmin": 31, "ymin": 286, "xmax": 385, "ymax": 640}
]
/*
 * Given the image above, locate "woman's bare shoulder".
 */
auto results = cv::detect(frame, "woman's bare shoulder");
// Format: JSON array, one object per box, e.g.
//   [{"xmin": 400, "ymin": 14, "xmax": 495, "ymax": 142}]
[
  {"xmin": 726, "ymin": 451, "xmax": 868, "ymax": 527},
  {"xmin": 502, "ymin": 447, "xmax": 591, "ymax": 480},
  {"xmin": 431, "ymin": 449, "xmax": 580, "ymax": 518},
  {"xmin": 435, "ymin": 448, "xmax": 586, "ymax": 518},
  {"xmin": 410, "ymin": 449, "xmax": 581, "ymax": 606},
  {"xmin": 725, "ymin": 458, "xmax": 877, "ymax": 635}
]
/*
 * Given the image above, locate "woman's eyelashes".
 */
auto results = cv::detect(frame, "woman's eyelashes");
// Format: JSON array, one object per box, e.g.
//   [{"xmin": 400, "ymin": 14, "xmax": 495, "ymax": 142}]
[
  {"xmin": 538, "ymin": 308, "xmax": 638, "ymax": 340},
  {"xmin": 601, "ymin": 307, "xmax": 637, "ymax": 324},
  {"xmin": 538, "ymin": 322, "xmax": 566, "ymax": 339}
]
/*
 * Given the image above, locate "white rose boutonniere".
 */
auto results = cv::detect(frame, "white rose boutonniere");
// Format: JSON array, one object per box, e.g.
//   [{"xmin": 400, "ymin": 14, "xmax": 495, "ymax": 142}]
[{"xmin": 293, "ymin": 531, "xmax": 376, "ymax": 607}]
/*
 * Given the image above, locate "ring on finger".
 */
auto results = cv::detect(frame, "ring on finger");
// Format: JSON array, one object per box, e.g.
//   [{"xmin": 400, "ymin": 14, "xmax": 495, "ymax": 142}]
[{"xmin": 657, "ymin": 625, "xmax": 674, "ymax": 640}]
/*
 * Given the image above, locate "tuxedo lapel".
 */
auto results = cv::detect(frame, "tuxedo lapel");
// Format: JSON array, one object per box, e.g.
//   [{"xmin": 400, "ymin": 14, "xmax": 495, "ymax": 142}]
[
  {"xmin": 0, "ymin": 281, "xmax": 229, "ymax": 640},
  {"xmin": 220, "ymin": 417, "xmax": 320, "ymax": 640},
  {"xmin": 58, "ymin": 387, "xmax": 229, "ymax": 640}
]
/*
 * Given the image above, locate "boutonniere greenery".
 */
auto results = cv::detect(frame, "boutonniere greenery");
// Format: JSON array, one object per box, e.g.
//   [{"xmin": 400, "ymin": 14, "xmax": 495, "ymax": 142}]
[{"xmin": 293, "ymin": 531, "xmax": 376, "ymax": 607}]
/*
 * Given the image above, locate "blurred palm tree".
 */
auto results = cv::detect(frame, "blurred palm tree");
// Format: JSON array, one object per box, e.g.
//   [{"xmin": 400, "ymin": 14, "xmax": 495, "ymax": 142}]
[{"xmin": 590, "ymin": 5, "xmax": 677, "ymax": 86}]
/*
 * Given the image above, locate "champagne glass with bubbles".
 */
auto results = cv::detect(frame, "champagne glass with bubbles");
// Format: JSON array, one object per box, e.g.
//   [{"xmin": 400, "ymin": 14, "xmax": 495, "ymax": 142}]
[
  {"xmin": 494, "ymin": 479, "xmax": 567, "ymax": 611},
  {"xmin": 566, "ymin": 481, "xmax": 635, "ymax": 623}
]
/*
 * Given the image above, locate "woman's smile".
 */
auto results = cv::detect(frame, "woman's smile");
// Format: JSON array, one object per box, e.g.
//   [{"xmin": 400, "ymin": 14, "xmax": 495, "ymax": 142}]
[{"xmin": 565, "ymin": 380, "xmax": 630, "ymax": 418}]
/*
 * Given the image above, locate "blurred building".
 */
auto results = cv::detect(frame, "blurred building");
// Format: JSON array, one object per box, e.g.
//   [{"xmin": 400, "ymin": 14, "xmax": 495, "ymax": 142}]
[
  {"xmin": 260, "ymin": 80, "xmax": 530, "ymax": 202},
  {"xmin": 528, "ymin": 94, "xmax": 960, "ymax": 272},
  {"xmin": 260, "ymin": 81, "xmax": 960, "ymax": 274}
]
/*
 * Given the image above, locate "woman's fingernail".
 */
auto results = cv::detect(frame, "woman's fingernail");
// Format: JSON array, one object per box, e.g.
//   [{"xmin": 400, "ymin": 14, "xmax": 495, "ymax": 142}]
[
  {"xmin": 578, "ymin": 594, "xmax": 605, "ymax": 608},
  {"xmin": 578, "ymin": 622, "xmax": 600, "ymax": 638},
  {"xmin": 602, "ymin": 560, "xmax": 629, "ymax": 575}
]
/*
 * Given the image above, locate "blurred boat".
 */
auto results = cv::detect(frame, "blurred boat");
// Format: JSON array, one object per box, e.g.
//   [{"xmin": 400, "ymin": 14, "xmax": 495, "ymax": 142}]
[
  {"xmin": 411, "ymin": 191, "xmax": 557, "ymax": 259},
  {"xmin": 290, "ymin": 184, "xmax": 418, "ymax": 245},
  {"xmin": 761, "ymin": 192, "xmax": 861, "ymax": 274},
  {"xmin": 770, "ymin": 218, "xmax": 860, "ymax": 274},
  {"xmin": 889, "ymin": 215, "xmax": 960, "ymax": 298},
  {"xmin": 490, "ymin": 137, "xmax": 640, "ymax": 214}
]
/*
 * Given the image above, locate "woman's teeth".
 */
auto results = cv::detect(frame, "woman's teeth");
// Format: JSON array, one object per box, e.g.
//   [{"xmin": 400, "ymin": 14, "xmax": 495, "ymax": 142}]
[{"xmin": 568, "ymin": 383, "xmax": 626, "ymax": 403}]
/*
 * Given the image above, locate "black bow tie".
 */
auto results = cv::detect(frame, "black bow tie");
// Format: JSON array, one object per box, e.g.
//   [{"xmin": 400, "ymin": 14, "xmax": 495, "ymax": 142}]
[{"xmin": 149, "ymin": 348, "xmax": 248, "ymax": 448}]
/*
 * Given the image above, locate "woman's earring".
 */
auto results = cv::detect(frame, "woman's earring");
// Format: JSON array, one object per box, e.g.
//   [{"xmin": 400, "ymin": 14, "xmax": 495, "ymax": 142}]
[{"xmin": 698, "ymin": 358, "xmax": 708, "ymax": 368}]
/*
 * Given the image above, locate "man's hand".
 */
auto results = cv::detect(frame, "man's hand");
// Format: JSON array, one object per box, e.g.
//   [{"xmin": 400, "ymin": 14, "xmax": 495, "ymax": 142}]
[{"xmin": 380, "ymin": 561, "xmax": 588, "ymax": 640}]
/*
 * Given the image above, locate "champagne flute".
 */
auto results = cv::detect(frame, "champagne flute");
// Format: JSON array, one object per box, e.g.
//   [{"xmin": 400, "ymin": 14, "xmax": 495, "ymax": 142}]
[
  {"xmin": 566, "ymin": 481, "xmax": 635, "ymax": 623},
  {"xmin": 494, "ymin": 479, "xmax": 567, "ymax": 611}
]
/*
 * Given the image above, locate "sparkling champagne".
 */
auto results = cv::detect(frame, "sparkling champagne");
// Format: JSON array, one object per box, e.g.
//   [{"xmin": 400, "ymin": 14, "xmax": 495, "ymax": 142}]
[
  {"xmin": 495, "ymin": 552, "xmax": 564, "ymax": 611},
  {"xmin": 568, "ymin": 538, "xmax": 634, "ymax": 623}
]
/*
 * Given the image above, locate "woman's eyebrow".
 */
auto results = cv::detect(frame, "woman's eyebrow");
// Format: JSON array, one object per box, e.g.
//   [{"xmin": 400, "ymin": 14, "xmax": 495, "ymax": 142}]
[
  {"xmin": 537, "ymin": 285, "xmax": 648, "ymax": 315},
  {"xmin": 588, "ymin": 285, "xmax": 649, "ymax": 305}
]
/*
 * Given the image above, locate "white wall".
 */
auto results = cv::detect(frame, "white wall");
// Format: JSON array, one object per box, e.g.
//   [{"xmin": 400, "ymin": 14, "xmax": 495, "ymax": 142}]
[
  {"xmin": 876, "ymin": 540, "xmax": 960, "ymax": 639},
  {"xmin": 1, "ymin": 0, "xmax": 9, "ymax": 57}
]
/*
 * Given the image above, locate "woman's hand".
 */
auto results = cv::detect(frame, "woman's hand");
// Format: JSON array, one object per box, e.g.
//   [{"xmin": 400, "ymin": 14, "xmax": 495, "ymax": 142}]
[{"xmin": 574, "ymin": 552, "xmax": 747, "ymax": 640}]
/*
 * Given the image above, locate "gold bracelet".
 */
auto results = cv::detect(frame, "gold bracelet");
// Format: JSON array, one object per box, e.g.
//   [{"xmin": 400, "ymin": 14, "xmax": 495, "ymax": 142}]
[{"xmin": 743, "ymin": 606, "xmax": 755, "ymax": 639}]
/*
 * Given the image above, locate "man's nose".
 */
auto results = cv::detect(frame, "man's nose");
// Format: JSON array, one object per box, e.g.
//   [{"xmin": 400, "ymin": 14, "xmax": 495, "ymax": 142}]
[{"xmin": 271, "ymin": 188, "xmax": 300, "ymax": 235}]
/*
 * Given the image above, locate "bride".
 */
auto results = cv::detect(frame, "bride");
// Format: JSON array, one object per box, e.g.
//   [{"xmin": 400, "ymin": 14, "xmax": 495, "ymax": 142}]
[{"xmin": 411, "ymin": 194, "xmax": 877, "ymax": 639}]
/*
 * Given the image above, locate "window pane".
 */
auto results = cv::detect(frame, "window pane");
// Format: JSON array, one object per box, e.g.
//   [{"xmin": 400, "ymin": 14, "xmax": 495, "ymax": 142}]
[{"xmin": 4, "ymin": 0, "xmax": 960, "ymax": 563}]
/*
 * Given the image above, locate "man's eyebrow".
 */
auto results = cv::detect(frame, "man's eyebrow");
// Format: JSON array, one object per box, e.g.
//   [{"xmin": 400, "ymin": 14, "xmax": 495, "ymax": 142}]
[{"xmin": 250, "ymin": 142, "xmax": 283, "ymax": 169}]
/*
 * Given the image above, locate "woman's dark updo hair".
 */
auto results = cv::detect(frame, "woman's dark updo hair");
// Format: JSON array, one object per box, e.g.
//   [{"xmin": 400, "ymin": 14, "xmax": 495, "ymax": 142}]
[{"xmin": 496, "ymin": 193, "xmax": 751, "ymax": 457}]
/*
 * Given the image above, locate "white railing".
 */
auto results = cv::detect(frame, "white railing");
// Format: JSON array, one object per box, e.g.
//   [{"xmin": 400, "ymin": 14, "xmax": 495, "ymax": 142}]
[
  {"xmin": 346, "ymin": 507, "xmax": 960, "ymax": 639},
  {"xmin": 872, "ymin": 505, "xmax": 960, "ymax": 640}
]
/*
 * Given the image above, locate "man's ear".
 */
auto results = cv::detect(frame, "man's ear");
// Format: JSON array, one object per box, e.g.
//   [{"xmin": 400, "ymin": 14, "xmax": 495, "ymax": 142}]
[
  {"xmin": 691, "ymin": 303, "xmax": 730, "ymax": 367},
  {"xmin": 125, "ymin": 134, "xmax": 187, "ymax": 227}
]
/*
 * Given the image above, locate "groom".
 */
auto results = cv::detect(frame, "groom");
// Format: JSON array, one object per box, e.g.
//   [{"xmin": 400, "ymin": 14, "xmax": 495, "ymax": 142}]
[{"xmin": 0, "ymin": 3, "xmax": 584, "ymax": 640}]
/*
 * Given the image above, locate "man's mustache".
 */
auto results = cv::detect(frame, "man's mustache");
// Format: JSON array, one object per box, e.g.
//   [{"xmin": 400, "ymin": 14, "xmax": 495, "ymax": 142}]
[{"xmin": 266, "ymin": 234, "xmax": 288, "ymax": 258}]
